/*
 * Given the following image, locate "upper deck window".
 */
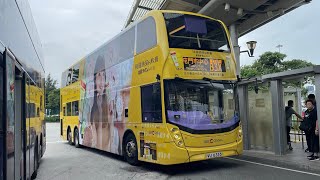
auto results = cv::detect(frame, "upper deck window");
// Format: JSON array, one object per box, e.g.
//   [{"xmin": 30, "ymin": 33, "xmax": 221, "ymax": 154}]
[
  {"xmin": 136, "ymin": 17, "xmax": 157, "ymax": 54},
  {"xmin": 163, "ymin": 13, "xmax": 230, "ymax": 52},
  {"xmin": 72, "ymin": 64, "xmax": 80, "ymax": 84}
]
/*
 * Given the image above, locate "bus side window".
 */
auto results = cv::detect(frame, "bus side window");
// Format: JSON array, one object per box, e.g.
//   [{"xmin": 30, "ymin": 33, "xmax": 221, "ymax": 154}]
[
  {"xmin": 136, "ymin": 17, "xmax": 157, "ymax": 54},
  {"xmin": 67, "ymin": 102, "xmax": 71, "ymax": 116},
  {"xmin": 72, "ymin": 101, "xmax": 79, "ymax": 116},
  {"xmin": 141, "ymin": 83, "xmax": 162, "ymax": 123},
  {"xmin": 30, "ymin": 103, "xmax": 35, "ymax": 118},
  {"xmin": 72, "ymin": 64, "xmax": 79, "ymax": 83}
]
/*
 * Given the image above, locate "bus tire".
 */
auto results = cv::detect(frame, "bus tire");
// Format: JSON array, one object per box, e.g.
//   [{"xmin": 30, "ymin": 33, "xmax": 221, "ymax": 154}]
[
  {"xmin": 74, "ymin": 128, "xmax": 80, "ymax": 148},
  {"xmin": 124, "ymin": 133, "xmax": 139, "ymax": 166},
  {"xmin": 31, "ymin": 140, "xmax": 39, "ymax": 179},
  {"xmin": 67, "ymin": 128, "xmax": 73, "ymax": 145},
  {"xmin": 40, "ymin": 135, "xmax": 43, "ymax": 158}
]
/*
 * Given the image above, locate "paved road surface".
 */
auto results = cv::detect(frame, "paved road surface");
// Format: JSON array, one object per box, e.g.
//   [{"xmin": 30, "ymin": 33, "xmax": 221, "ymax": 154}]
[{"xmin": 36, "ymin": 123, "xmax": 320, "ymax": 180}]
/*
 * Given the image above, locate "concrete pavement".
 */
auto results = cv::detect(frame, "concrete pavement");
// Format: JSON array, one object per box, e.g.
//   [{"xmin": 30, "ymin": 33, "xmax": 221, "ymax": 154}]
[{"xmin": 36, "ymin": 123, "xmax": 320, "ymax": 180}]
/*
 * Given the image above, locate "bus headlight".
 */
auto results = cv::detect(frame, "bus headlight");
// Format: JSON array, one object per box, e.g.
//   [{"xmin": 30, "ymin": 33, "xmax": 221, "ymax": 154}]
[
  {"xmin": 238, "ymin": 126, "xmax": 242, "ymax": 139},
  {"xmin": 171, "ymin": 127, "xmax": 179, "ymax": 133},
  {"xmin": 177, "ymin": 140, "xmax": 184, "ymax": 147},
  {"xmin": 174, "ymin": 134, "xmax": 181, "ymax": 140},
  {"xmin": 170, "ymin": 127, "xmax": 184, "ymax": 147}
]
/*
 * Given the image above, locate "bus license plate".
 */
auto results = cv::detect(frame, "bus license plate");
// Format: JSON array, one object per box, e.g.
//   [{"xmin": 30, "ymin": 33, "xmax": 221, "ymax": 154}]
[{"xmin": 206, "ymin": 152, "xmax": 222, "ymax": 159}]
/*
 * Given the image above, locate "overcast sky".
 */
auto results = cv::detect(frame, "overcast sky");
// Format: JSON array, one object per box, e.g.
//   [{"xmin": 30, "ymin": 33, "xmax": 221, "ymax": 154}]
[{"xmin": 29, "ymin": 0, "xmax": 319, "ymax": 85}]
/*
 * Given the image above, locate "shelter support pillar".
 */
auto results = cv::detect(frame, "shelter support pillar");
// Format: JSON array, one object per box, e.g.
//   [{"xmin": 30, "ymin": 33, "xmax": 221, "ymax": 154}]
[
  {"xmin": 238, "ymin": 85, "xmax": 250, "ymax": 150},
  {"xmin": 315, "ymin": 74, "xmax": 320, "ymax": 150},
  {"xmin": 270, "ymin": 80, "xmax": 286, "ymax": 155},
  {"xmin": 229, "ymin": 24, "xmax": 240, "ymax": 77},
  {"xmin": 297, "ymin": 89, "xmax": 302, "ymax": 117}
]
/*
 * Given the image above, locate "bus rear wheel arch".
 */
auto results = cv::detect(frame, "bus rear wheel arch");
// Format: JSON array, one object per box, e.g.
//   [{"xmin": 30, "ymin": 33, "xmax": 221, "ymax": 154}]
[{"xmin": 123, "ymin": 132, "xmax": 139, "ymax": 166}]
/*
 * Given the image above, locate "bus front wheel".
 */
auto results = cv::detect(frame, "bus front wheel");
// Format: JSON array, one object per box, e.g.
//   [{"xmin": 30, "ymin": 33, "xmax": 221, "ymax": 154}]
[
  {"xmin": 31, "ymin": 140, "xmax": 39, "ymax": 179},
  {"xmin": 124, "ymin": 133, "xmax": 139, "ymax": 166}
]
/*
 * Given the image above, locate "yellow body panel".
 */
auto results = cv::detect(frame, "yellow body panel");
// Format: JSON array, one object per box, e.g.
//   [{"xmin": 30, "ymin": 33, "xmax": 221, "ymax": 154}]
[
  {"xmin": 60, "ymin": 81, "xmax": 80, "ymax": 141},
  {"xmin": 26, "ymin": 83, "xmax": 46, "ymax": 152}
]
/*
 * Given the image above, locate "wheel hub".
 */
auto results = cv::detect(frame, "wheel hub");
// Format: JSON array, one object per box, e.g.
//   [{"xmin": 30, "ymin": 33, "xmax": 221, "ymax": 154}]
[
  {"xmin": 68, "ymin": 131, "xmax": 71, "ymax": 140},
  {"xmin": 126, "ymin": 141, "xmax": 136, "ymax": 158},
  {"xmin": 75, "ymin": 133, "xmax": 78, "ymax": 144}
]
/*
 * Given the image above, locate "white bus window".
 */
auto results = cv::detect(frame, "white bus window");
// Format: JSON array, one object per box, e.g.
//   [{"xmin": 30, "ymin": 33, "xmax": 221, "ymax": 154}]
[
  {"xmin": 136, "ymin": 17, "xmax": 157, "ymax": 54},
  {"xmin": 119, "ymin": 27, "xmax": 135, "ymax": 61}
]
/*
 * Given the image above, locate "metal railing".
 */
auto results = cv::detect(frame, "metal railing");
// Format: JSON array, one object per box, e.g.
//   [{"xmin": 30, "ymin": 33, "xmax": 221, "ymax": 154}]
[{"xmin": 289, "ymin": 118, "xmax": 306, "ymax": 149}]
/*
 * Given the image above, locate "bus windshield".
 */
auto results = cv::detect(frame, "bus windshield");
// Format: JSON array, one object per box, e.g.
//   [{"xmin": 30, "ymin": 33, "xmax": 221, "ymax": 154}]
[
  {"xmin": 164, "ymin": 80, "xmax": 239, "ymax": 132},
  {"xmin": 163, "ymin": 13, "xmax": 230, "ymax": 52}
]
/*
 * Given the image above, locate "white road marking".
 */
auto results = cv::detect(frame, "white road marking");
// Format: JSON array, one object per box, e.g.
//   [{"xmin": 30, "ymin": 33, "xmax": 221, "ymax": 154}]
[{"xmin": 225, "ymin": 157, "xmax": 320, "ymax": 177}]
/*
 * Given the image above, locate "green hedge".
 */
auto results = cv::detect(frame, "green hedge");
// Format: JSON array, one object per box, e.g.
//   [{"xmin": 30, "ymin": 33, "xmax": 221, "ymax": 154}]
[{"xmin": 45, "ymin": 116, "xmax": 60, "ymax": 122}]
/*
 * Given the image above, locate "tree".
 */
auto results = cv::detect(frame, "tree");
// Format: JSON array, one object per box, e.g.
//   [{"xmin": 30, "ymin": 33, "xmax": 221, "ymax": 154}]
[
  {"xmin": 47, "ymin": 89, "xmax": 60, "ymax": 115},
  {"xmin": 281, "ymin": 59, "xmax": 314, "ymax": 71},
  {"xmin": 45, "ymin": 74, "xmax": 57, "ymax": 106},
  {"xmin": 241, "ymin": 52, "xmax": 314, "ymax": 79},
  {"xmin": 253, "ymin": 51, "xmax": 286, "ymax": 74},
  {"xmin": 45, "ymin": 74, "xmax": 60, "ymax": 115}
]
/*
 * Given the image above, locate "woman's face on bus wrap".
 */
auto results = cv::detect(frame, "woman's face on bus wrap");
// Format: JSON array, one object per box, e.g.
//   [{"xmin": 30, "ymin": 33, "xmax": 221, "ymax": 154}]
[{"xmin": 95, "ymin": 70, "xmax": 106, "ymax": 95}]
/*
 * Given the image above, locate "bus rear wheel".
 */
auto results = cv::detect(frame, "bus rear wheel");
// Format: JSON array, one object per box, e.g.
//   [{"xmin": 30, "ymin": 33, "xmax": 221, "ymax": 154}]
[
  {"xmin": 124, "ymin": 133, "xmax": 139, "ymax": 166},
  {"xmin": 74, "ymin": 128, "xmax": 80, "ymax": 148},
  {"xmin": 67, "ymin": 129, "xmax": 73, "ymax": 145}
]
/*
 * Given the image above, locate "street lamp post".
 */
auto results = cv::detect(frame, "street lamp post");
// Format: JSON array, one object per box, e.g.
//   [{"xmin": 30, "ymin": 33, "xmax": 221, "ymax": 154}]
[
  {"xmin": 276, "ymin": 44, "xmax": 283, "ymax": 53},
  {"xmin": 240, "ymin": 41, "xmax": 257, "ymax": 57}
]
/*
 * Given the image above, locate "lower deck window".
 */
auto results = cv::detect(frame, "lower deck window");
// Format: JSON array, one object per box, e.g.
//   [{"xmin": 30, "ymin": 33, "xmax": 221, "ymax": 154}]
[{"xmin": 141, "ymin": 83, "xmax": 162, "ymax": 123}]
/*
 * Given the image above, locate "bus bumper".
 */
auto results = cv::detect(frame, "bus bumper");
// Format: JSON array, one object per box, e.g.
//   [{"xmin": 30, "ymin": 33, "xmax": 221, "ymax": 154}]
[
  {"xmin": 186, "ymin": 139, "xmax": 243, "ymax": 162},
  {"xmin": 149, "ymin": 139, "xmax": 243, "ymax": 165}
]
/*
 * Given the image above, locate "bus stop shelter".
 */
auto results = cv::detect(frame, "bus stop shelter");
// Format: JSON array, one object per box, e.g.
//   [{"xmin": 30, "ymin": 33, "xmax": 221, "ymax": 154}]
[{"xmin": 238, "ymin": 65, "xmax": 320, "ymax": 155}]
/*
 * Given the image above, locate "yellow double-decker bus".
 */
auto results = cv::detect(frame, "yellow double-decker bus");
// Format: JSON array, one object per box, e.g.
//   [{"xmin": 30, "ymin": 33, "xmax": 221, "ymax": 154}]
[{"xmin": 61, "ymin": 10, "xmax": 242, "ymax": 165}]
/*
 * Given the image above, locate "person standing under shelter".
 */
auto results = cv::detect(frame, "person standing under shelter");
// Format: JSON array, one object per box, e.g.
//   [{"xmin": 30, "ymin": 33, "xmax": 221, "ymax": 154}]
[
  {"xmin": 304, "ymin": 100, "xmax": 319, "ymax": 161},
  {"xmin": 308, "ymin": 94, "xmax": 317, "ymax": 107},
  {"xmin": 285, "ymin": 100, "xmax": 303, "ymax": 150},
  {"xmin": 305, "ymin": 94, "xmax": 317, "ymax": 153}
]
